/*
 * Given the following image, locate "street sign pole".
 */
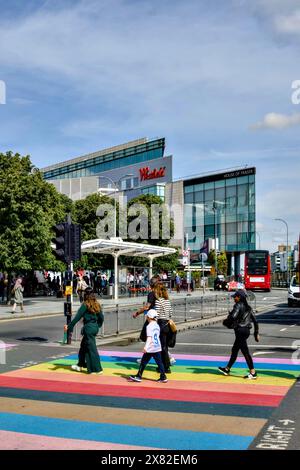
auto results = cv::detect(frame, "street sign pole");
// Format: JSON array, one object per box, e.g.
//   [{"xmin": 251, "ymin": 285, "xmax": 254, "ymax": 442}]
[{"xmin": 187, "ymin": 248, "xmax": 191, "ymax": 296}]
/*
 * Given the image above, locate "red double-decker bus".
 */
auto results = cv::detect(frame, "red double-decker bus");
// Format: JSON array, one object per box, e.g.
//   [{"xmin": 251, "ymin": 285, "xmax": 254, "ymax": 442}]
[{"xmin": 244, "ymin": 250, "xmax": 271, "ymax": 291}]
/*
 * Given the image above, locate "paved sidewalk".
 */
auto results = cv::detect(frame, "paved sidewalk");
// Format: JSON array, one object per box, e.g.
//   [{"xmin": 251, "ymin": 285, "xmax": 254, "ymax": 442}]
[{"xmin": 0, "ymin": 289, "xmax": 217, "ymax": 321}]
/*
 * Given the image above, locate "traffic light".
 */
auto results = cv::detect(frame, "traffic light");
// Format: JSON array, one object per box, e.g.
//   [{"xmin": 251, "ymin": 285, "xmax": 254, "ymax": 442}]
[
  {"xmin": 52, "ymin": 222, "xmax": 81, "ymax": 264},
  {"xmin": 70, "ymin": 223, "xmax": 81, "ymax": 262},
  {"xmin": 52, "ymin": 223, "xmax": 70, "ymax": 263}
]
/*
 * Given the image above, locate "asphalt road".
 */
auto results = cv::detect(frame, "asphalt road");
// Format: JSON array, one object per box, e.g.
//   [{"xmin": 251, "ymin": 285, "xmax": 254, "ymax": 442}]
[{"xmin": 0, "ymin": 289, "xmax": 299, "ymax": 450}]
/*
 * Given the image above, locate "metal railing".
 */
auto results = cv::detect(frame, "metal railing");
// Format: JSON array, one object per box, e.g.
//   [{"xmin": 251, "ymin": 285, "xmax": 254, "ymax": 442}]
[{"xmin": 97, "ymin": 293, "xmax": 256, "ymax": 338}]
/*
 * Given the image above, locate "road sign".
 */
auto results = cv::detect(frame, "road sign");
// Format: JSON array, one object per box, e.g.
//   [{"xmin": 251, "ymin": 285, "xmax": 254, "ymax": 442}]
[
  {"xmin": 65, "ymin": 286, "xmax": 72, "ymax": 296},
  {"xmin": 199, "ymin": 253, "xmax": 208, "ymax": 262},
  {"xmin": 182, "ymin": 256, "xmax": 189, "ymax": 266}
]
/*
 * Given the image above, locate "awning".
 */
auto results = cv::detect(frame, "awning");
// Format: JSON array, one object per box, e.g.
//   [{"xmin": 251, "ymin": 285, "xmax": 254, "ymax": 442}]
[{"xmin": 81, "ymin": 237, "xmax": 176, "ymax": 300}]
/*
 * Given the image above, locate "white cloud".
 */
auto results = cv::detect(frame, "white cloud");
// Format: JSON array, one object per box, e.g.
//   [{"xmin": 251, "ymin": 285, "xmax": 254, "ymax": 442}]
[
  {"xmin": 251, "ymin": 112, "xmax": 300, "ymax": 130},
  {"xmin": 274, "ymin": 10, "xmax": 300, "ymax": 34}
]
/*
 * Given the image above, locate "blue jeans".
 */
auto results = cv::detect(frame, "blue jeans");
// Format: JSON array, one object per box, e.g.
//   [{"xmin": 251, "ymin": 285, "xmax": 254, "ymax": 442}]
[{"xmin": 138, "ymin": 352, "xmax": 166, "ymax": 379}]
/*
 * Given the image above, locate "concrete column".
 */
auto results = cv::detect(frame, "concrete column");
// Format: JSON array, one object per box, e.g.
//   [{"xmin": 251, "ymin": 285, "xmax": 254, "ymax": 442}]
[
  {"xmin": 149, "ymin": 256, "xmax": 154, "ymax": 280},
  {"xmin": 113, "ymin": 253, "xmax": 119, "ymax": 301}
]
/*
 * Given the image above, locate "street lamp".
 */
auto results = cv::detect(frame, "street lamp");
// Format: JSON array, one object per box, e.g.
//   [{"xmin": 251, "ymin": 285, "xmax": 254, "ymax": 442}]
[
  {"xmin": 274, "ymin": 218, "xmax": 289, "ymax": 285},
  {"xmin": 212, "ymin": 200, "xmax": 225, "ymax": 275},
  {"xmin": 98, "ymin": 174, "xmax": 134, "ymax": 238}
]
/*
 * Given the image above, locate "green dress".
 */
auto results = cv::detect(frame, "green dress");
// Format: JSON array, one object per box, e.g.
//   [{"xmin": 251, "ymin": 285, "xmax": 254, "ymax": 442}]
[{"xmin": 68, "ymin": 303, "xmax": 104, "ymax": 373}]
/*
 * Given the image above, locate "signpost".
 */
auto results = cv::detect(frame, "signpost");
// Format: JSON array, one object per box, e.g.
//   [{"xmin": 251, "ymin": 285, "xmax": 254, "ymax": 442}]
[{"xmin": 199, "ymin": 252, "xmax": 208, "ymax": 294}]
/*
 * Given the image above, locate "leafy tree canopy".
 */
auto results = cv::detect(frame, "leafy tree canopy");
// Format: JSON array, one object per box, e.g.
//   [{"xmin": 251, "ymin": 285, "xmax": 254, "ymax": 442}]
[{"xmin": 0, "ymin": 152, "xmax": 72, "ymax": 271}]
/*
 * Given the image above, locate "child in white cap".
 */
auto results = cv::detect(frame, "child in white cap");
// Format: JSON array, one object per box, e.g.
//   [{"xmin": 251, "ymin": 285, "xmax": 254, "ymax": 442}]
[{"xmin": 129, "ymin": 309, "xmax": 168, "ymax": 383}]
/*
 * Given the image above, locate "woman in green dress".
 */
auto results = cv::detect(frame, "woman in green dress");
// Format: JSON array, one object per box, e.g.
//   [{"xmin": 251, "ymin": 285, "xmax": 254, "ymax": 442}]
[{"xmin": 65, "ymin": 289, "xmax": 104, "ymax": 375}]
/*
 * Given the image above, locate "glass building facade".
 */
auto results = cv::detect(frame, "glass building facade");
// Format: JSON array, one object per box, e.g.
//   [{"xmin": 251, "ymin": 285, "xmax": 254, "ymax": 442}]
[
  {"xmin": 42, "ymin": 138, "xmax": 165, "ymax": 180},
  {"xmin": 184, "ymin": 168, "xmax": 256, "ymax": 254}
]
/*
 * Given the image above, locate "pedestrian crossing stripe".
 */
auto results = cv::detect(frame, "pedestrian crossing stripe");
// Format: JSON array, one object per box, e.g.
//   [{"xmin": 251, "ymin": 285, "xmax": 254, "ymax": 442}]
[{"xmin": 0, "ymin": 351, "xmax": 299, "ymax": 450}]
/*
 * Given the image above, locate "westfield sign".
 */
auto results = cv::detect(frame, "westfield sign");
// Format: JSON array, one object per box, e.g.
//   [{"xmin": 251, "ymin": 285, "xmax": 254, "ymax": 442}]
[{"xmin": 139, "ymin": 166, "xmax": 166, "ymax": 181}]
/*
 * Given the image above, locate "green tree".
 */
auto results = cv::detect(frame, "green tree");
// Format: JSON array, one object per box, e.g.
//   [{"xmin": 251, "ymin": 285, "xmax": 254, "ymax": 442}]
[
  {"xmin": 0, "ymin": 152, "xmax": 73, "ymax": 273},
  {"xmin": 74, "ymin": 192, "xmax": 115, "ymax": 269},
  {"xmin": 217, "ymin": 251, "xmax": 228, "ymax": 275},
  {"xmin": 126, "ymin": 194, "xmax": 174, "ymax": 246},
  {"xmin": 208, "ymin": 250, "xmax": 228, "ymax": 275}
]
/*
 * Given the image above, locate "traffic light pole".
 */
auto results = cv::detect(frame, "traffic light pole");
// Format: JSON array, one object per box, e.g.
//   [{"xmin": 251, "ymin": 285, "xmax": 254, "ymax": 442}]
[
  {"xmin": 53, "ymin": 214, "xmax": 81, "ymax": 346},
  {"xmin": 66, "ymin": 261, "xmax": 73, "ymax": 345}
]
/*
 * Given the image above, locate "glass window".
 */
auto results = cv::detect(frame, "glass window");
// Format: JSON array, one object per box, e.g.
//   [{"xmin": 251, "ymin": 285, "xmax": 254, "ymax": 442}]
[
  {"xmin": 237, "ymin": 176, "xmax": 249, "ymax": 184},
  {"xmin": 225, "ymin": 196, "xmax": 237, "ymax": 210},
  {"xmin": 215, "ymin": 180, "xmax": 225, "ymax": 188},
  {"xmin": 226, "ymin": 222, "xmax": 237, "ymax": 235},
  {"xmin": 184, "ymin": 185, "xmax": 194, "ymax": 193},
  {"xmin": 226, "ymin": 178, "xmax": 236, "ymax": 186},
  {"xmin": 237, "ymin": 221, "xmax": 248, "ymax": 233},
  {"xmin": 185, "ymin": 193, "xmax": 193, "ymax": 204},
  {"xmin": 215, "ymin": 187, "xmax": 225, "ymax": 201},
  {"xmin": 226, "ymin": 186, "xmax": 236, "ymax": 197},
  {"xmin": 204, "ymin": 182, "xmax": 214, "ymax": 190},
  {"xmin": 204, "ymin": 225, "xmax": 215, "ymax": 238},
  {"xmin": 226, "ymin": 234, "xmax": 237, "ymax": 246},
  {"xmin": 194, "ymin": 183, "xmax": 204, "ymax": 191},
  {"xmin": 133, "ymin": 177, "xmax": 139, "ymax": 187},
  {"xmin": 194, "ymin": 191, "xmax": 203, "ymax": 203},
  {"xmin": 249, "ymin": 174, "xmax": 255, "ymax": 183},
  {"xmin": 204, "ymin": 189, "xmax": 214, "ymax": 202}
]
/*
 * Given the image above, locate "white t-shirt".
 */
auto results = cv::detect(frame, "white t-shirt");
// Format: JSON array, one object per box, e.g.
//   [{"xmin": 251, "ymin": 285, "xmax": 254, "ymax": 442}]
[{"xmin": 145, "ymin": 321, "xmax": 161, "ymax": 353}]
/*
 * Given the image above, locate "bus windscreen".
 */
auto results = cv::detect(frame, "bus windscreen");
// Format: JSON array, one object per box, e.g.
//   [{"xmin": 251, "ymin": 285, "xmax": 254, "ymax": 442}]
[{"xmin": 247, "ymin": 252, "xmax": 268, "ymax": 275}]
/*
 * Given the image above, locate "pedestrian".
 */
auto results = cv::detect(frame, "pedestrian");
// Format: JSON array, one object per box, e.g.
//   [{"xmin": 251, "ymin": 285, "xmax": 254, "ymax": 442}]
[
  {"xmin": 11, "ymin": 277, "xmax": 25, "ymax": 314},
  {"xmin": 77, "ymin": 276, "xmax": 88, "ymax": 303},
  {"xmin": 129, "ymin": 309, "xmax": 168, "ymax": 383},
  {"xmin": 219, "ymin": 290, "xmax": 260, "ymax": 379},
  {"xmin": 0, "ymin": 276, "xmax": 5, "ymax": 303},
  {"xmin": 65, "ymin": 288, "xmax": 104, "ymax": 375},
  {"xmin": 175, "ymin": 273, "xmax": 181, "ymax": 293},
  {"xmin": 153, "ymin": 282, "xmax": 173, "ymax": 374}
]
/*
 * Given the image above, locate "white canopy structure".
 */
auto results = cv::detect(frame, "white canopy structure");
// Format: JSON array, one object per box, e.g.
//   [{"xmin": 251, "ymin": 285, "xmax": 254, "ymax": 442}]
[{"xmin": 81, "ymin": 237, "xmax": 177, "ymax": 300}]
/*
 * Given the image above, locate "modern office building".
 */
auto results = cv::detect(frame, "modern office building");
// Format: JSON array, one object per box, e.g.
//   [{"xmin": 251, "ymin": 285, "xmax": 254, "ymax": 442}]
[
  {"xmin": 181, "ymin": 167, "xmax": 256, "ymax": 274},
  {"xmin": 42, "ymin": 138, "xmax": 256, "ymax": 275},
  {"xmin": 42, "ymin": 137, "xmax": 172, "ymax": 202}
]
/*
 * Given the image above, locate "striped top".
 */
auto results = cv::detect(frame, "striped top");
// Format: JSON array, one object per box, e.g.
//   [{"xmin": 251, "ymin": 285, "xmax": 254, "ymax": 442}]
[{"xmin": 155, "ymin": 297, "xmax": 173, "ymax": 320}]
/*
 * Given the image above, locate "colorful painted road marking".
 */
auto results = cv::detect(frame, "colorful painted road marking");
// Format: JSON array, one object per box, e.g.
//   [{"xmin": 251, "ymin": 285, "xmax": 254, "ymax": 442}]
[{"xmin": 0, "ymin": 351, "xmax": 299, "ymax": 450}]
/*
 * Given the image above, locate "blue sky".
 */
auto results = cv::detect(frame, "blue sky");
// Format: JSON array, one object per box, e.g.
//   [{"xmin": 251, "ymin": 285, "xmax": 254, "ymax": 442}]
[{"xmin": 0, "ymin": 0, "xmax": 300, "ymax": 252}]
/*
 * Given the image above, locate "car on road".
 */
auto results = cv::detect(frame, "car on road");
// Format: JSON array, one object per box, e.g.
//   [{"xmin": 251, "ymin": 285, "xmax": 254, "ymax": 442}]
[
  {"xmin": 288, "ymin": 275, "xmax": 300, "ymax": 307},
  {"xmin": 227, "ymin": 280, "xmax": 245, "ymax": 292}
]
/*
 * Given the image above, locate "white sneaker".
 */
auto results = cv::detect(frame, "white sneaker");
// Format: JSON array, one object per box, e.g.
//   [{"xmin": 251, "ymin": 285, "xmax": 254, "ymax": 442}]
[
  {"xmin": 90, "ymin": 371, "xmax": 103, "ymax": 375},
  {"xmin": 71, "ymin": 365, "xmax": 82, "ymax": 372},
  {"xmin": 169, "ymin": 357, "xmax": 176, "ymax": 365},
  {"xmin": 136, "ymin": 358, "xmax": 142, "ymax": 364}
]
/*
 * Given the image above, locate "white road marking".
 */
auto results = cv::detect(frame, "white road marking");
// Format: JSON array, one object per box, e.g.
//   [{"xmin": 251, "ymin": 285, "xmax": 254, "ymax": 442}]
[
  {"xmin": 253, "ymin": 351, "xmax": 274, "ymax": 356},
  {"xmin": 280, "ymin": 328, "xmax": 287, "ymax": 332},
  {"xmin": 176, "ymin": 343, "xmax": 298, "ymax": 349}
]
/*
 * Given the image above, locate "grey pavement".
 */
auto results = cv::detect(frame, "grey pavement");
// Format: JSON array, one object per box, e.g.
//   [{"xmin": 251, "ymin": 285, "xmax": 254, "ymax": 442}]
[{"xmin": 0, "ymin": 288, "xmax": 220, "ymax": 321}]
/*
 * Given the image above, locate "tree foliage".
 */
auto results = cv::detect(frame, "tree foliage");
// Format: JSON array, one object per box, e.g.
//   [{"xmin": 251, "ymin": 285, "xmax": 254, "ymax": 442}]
[{"xmin": 0, "ymin": 152, "xmax": 72, "ymax": 271}]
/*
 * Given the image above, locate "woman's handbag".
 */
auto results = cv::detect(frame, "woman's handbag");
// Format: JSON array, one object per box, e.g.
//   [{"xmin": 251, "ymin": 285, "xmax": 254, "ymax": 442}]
[
  {"xmin": 223, "ymin": 315, "xmax": 234, "ymax": 329},
  {"xmin": 168, "ymin": 319, "xmax": 177, "ymax": 333}
]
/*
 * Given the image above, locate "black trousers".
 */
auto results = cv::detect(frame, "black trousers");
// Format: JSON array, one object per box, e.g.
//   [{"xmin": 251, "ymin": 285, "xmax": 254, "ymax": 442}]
[
  {"xmin": 227, "ymin": 327, "xmax": 254, "ymax": 370},
  {"xmin": 158, "ymin": 319, "xmax": 170, "ymax": 371},
  {"xmin": 138, "ymin": 352, "xmax": 165, "ymax": 378}
]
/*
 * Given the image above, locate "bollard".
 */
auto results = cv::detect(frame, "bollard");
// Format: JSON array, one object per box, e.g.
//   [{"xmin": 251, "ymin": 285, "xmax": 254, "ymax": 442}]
[{"xmin": 116, "ymin": 304, "xmax": 120, "ymax": 334}]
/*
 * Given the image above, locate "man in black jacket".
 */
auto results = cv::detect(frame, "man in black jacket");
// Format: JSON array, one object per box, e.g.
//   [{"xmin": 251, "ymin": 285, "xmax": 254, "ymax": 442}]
[{"xmin": 219, "ymin": 290, "xmax": 260, "ymax": 379}]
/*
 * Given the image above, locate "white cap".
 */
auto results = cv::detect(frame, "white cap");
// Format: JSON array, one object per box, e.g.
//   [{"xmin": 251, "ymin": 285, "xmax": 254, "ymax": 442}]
[{"xmin": 147, "ymin": 309, "xmax": 158, "ymax": 319}]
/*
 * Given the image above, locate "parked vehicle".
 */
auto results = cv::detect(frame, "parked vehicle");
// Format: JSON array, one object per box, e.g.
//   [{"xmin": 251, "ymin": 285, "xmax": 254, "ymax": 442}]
[{"xmin": 288, "ymin": 275, "xmax": 300, "ymax": 307}]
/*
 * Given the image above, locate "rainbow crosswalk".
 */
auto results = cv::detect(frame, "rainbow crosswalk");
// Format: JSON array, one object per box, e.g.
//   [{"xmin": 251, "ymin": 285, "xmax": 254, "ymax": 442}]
[{"xmin": 0, "ymin": 350, "xmax": 299, "ymax": 450}]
